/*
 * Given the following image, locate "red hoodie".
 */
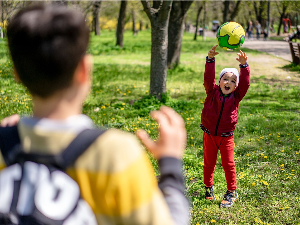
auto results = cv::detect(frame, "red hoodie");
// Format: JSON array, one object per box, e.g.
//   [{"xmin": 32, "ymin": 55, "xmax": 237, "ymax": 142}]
[{"xmin": 201, "ymin": 57, "xmax": 250, "ymax": 136}]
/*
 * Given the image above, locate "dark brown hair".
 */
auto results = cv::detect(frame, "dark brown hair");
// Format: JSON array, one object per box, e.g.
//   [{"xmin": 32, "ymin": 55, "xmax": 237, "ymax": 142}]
[{"xmin": 7, "ymin": 4, "xmax": 90, "ymax": 98}]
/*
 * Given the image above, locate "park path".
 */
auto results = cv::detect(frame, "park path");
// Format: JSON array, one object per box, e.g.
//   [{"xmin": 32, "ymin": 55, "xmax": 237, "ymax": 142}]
[{"xmin": 242, "ymin": 39, "xmax": 292, "ymax": 62}]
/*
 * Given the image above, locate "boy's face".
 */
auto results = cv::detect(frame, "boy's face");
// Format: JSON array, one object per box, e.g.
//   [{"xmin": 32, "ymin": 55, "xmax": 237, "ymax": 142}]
[{"xmin": 219, "ymin": 72, "xmax": 237, "ymax": 95}]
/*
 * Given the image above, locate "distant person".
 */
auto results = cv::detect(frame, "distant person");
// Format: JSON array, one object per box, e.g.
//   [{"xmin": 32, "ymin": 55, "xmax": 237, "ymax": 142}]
[
  {"xmin": 247, "ymin": 21, "xmax": 253, "ymax": 40},
  {"xmin": 262, "ymin": 27, "xmax": 268, "ymax": 41},
  {"xmin": 282, "ymin": 18, "xmax": 291, "ymax": 33},
  {"xmin": 0, "ymin": 4, "xmax": 190, "ymax": 224},
  {"xmin": 288, "ymin": 26, "xmax": 300, "ymax": 41},
  {"xmin": 199, "ymin": 27, "xmax": 203, "ymax": 36},
  {"xmin": 212, "ymin": 24, "xmax": 218, "ymax": 33},
  {"xmin": 200, "ymin": 45, "xmax": 250, "ymax": 207},
  {"xmin": 255, "ymin": 21, "xmax": 261, "ymax": 40}
]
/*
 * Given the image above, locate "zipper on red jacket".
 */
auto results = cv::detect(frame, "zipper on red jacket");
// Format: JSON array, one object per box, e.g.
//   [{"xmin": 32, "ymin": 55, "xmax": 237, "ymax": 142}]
[{"xmin": 215, "ymin": 95, "xmax": 226, "ymax": 136}]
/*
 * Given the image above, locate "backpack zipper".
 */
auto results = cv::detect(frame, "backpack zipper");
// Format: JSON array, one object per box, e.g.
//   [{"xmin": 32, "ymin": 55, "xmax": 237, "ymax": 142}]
[{"xmin": 215, "ymin": 95, "xmax": 225, "ymax": 136}]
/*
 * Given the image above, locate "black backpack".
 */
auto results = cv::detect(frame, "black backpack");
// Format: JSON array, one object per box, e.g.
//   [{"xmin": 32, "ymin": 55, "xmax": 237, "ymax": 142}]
[{"xmin": 0, "ymin": 125, "xmax": 105, "ymax": 225}]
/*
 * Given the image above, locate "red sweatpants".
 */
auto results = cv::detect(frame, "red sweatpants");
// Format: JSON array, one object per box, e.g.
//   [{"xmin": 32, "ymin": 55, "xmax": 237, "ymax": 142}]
[{"xmin": 203, "ymin": 132, "xmax": 237, "ymax": 190}]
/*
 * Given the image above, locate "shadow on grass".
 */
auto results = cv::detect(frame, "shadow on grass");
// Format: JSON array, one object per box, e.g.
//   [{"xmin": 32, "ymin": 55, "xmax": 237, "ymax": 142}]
[{"xmin": 281, "ymin": 62, "xmax": 300, "ymax": 74}]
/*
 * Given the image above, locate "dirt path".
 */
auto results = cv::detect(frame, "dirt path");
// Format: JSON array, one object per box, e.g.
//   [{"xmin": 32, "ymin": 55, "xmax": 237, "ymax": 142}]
[
  {"xmin": 242, "ymin": 40, "xmax": 300, "ymax": 84},
  {"xmin": 242, "ymin": 39, "xmax": 292, "ymax": 62}
]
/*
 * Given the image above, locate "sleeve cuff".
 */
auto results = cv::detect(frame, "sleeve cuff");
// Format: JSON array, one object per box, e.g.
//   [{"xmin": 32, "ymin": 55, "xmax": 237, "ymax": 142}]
[
  {"xmin": 158, "ymin": 157, "xmax": 185, "ymax": 193},
  {"xmin": 239, "ymin": 62, "xmax": 248, "ymax": 68},
  {"xmin": 206, "ymin": 56, "xmax": 215, "ymax": 63}
]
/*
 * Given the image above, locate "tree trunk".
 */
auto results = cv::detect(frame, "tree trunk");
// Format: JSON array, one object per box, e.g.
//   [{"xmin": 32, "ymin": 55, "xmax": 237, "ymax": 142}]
[
  {"xmin": 277, "ymin": 3, "xmax": 288, "ymax": 36},
  {"xmin": 150, "ymin": 24, "xmax": 168, "ymax": 98},
  {"xmin": 229, "ymin": 0, "xmax": 242, "ymax": 21},
  {"xmin": 267, "ymin": 0, "xmax": 270, "ymax": 37},
  {"xmin": 167, "ymin": 1, "xmax": 193, "ymax": 69},
  {"xmin": 203, "ymin": 1, "xmax": 206, "ymax": 41},
  {"xmin": 93, "ymin": 1, "xmax": 101, "ymax": 36},
  {"xmin": 1, "ymin": 1, "xmax": 4, "ymax": 28},
  {"xmin": 132, "ymin": 9, "xmax": 137, "ymax": 35},
  {"xmin": 277, "ymin": 13, "xmax": 284, "ymax": 36},
  {"xmin": 1, "ymin": 1, "xmax": 3, "ymax": 38},
  {"xmin": 116, "ymin": 1, "xmax": 127, "ymax": 47},
  {"xmin": 223, "ymin": 1, "xmax": 230, "ymax": 23},
  {"xmin": 140, "ymin": 20, "xmax": 143, "ymax": 31},
  {"xmin": 141, "ymin": 0, "xmax": 172, "ymax": 100},
  {"xmin": 254, "ymin": 1, "xmax": 267, "ymax": 25},
  {"xmin": 194, "ymin": 4, "xmax": 203, "ymax": 40},
  {"xmin": 168, "ymin": 15, "xmax": 185, "ymax": 69}
]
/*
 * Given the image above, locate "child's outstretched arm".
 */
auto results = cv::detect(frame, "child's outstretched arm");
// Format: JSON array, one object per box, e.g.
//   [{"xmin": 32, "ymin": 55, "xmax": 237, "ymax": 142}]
[
  {"xmin": 137, "ymin": 106, "xmax": 186, "ymax": 160},
  {"xmin": 208, "ymin": 45, "xmax": 219, "ymax": 58},
  {"xmin": 137, "ymin": 106, "xmax": 189, "ymax": 225},
  {"xmin": 235, "ymin": 50, "xmax": 250, "ymax": 101},
  {"xmin": 204, "ymin": 45, "xmax": 219, "ymax": 94}
]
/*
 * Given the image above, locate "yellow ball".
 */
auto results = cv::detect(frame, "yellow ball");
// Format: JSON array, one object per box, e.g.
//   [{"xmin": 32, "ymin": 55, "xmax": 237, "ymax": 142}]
[{"xmin": 216, "ymin": 22, "xmax": 245, "ymax": 50}]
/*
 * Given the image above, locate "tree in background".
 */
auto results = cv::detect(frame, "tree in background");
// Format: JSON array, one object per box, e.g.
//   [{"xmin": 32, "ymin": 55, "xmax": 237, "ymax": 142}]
[
  {"xmin": 253, "ymin": 0, "xmax": 268, "ymax": 26},
  {"xmin": 132, "ymin": 9, "xmax": 137, "ymax": 35},
  {"xmin": 93, "ymin": 1, "xmax": 102, "ymax": 36},
  {"xmin": 0, "ymin": 0, "xmax": 26, "ymax": 37},
  {"xmin": 275, "ymin": 1, "xmax": 289, "ymax": 36},
  {"xmin": 116, "ymin": 1, "xmax": 127, "ymax": 47},
  {"xmin": 223, "ymin": 0, "xmax": 230, "ymax": 23},
  {"xmin": 141, "ymin": 0, "xmax": 172, "ymax": 100},
  {"xmin": 193, "ymin": 2, "xmax": 203, "ymax": 41},
  {"xmin": 229, "ymin": 0, "xmax": 242, "ymax": 21},
  {"xmin": 223, "ymin": 0, "xmax": 242, "ymax": 23},
  {"xmin": 167, "ymin": 1, "xmax": 193, "ymax": 69},
  {"xmin": 128, "ymin": 1, "xmax": 143, "ymax": 36}
]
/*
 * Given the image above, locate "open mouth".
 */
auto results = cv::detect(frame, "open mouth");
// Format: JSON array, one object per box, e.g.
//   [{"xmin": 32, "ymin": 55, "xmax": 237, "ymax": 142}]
[{"xmin": 225, "ymin": 86, "xmax": 230, "ymax": 91}]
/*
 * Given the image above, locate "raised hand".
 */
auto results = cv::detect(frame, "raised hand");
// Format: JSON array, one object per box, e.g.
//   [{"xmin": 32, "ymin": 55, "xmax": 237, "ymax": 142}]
[
  {"xmin": 236, "ymin": 50, "xmax": 248, "ymax": 65},
  {"xmin": 136, "ymin": 106, "xmax": 186, "ymax": 160},
  {"xmin": 0, "ymin": 114, "xmax": 20, "ymax": 127},
  {"xmin": 208, "ymin": 45, "xmax": 219, "ymax": 58}
]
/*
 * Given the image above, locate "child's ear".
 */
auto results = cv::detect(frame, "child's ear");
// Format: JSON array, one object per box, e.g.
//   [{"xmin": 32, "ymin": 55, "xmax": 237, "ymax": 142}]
[{"xmin": 75, "ymin": 54, "xmax": 93, "ymax": 84}]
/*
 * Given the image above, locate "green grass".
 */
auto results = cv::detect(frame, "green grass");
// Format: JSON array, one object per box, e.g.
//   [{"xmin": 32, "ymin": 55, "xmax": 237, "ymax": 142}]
[
  {"xmin": 269, "ymin": 36, "xmax": 285, "ymax": 41},
  {"xmin": 283, "ymin": 62, "xmax": 300, "ymax": 73},
  {"xmin": 1, "ymin": 30, "xmax": 300, "ymax": 224}
]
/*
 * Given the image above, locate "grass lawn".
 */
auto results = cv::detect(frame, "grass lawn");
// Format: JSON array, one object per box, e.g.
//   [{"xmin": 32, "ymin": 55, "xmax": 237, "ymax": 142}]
[{"xmin": 1, "ymin": 30, "xmax": 300, "ymax": 224}]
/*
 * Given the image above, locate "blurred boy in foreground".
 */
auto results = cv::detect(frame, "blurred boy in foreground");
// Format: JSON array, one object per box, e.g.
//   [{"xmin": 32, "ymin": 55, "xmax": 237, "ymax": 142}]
[{"xmin": 0, "ymin": 4, "xmax": 189, "ymax": 224}]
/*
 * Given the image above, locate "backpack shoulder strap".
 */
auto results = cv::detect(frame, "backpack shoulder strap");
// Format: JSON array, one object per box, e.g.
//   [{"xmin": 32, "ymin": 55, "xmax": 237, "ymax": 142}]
[
  {"xmin": 58, "ymin": 128, "xmax": 107, "ymax": 170},
  {"xmin": 12, "ymin": 128, "xmax": 107, "ymax": 170},
  {"xmin": 0, "ymin": 125, "xmax": 20, "ymax": 165}
]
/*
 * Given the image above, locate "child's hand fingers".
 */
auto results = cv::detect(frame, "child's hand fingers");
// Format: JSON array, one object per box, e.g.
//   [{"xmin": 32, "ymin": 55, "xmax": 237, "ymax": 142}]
[
  {"xmin": 150, "ymin": 110, "xmax": 170, "ymax": 130},
  {"xmin": 136, "ymin": 129, "xmax": 156, "ymax": 152},
  {"xmin": 240, "ymin": 50, "xmax": 247, "ymax": 58},
  {"xmin": 159, "ymin": 106, "xmax": 185, "ymax": 129},
  {"xmin": 208, "ymin": 51, "xmax": 219, "ymax": 57},
  {"xmin": 212, "ymin": 45, "xmax": 218, "ymax": 51}
]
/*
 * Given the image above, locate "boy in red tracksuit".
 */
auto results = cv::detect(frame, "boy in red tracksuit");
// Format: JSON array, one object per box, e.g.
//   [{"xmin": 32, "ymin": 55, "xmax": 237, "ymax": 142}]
[{"xmin": 201, "ymin": 45, "xmax": 250, "ymax": 207}]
